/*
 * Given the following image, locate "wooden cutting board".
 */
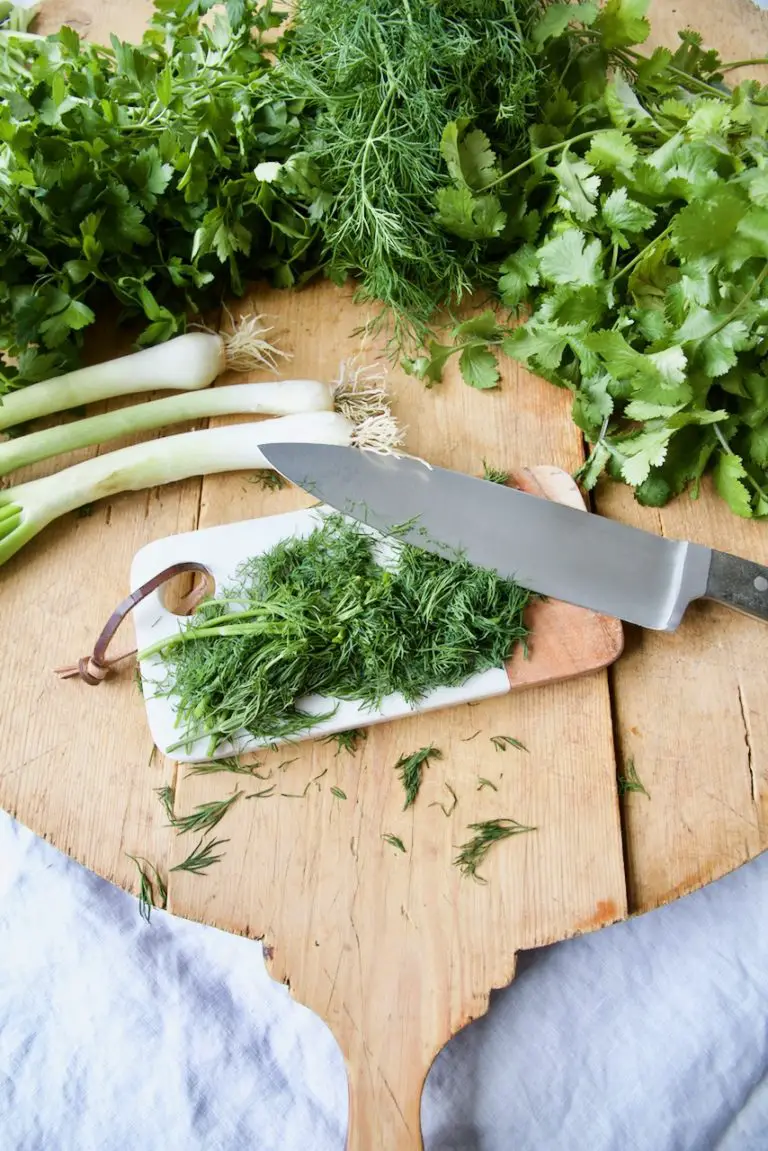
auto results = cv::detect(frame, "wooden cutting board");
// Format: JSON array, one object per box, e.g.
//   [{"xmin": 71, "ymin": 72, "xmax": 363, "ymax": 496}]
[{"xmin": 1, "ymin": 0, "xmax": 767, "ymax": 1148}]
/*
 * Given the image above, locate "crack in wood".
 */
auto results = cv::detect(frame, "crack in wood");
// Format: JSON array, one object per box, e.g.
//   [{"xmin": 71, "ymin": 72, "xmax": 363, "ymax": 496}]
[{"xmin": 737, "ymin": 682, "xmax": 757, "ymax": 806}]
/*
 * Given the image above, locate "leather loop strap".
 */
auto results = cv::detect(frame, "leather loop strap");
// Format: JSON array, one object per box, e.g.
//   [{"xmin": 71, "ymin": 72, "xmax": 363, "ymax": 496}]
[{"xmin": 54, "ymin": 561, "xmax": 214, "ymax": 685}]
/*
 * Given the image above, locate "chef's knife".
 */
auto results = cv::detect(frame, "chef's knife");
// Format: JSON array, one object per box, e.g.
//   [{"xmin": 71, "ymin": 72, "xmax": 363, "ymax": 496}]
[{"xmin": 259, "ymin": 444, "xmax": 768, "ymax": 631}]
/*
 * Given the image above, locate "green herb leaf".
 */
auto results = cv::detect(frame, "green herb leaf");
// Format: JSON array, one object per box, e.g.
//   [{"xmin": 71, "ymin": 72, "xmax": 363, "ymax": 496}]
[
  {"xmin": 395, "ymin": 744, "xmax": 443, "ymax": 809},
  {"xmin": 382, "ymin": 833, "xmax": 407, "ymax": 853},
  {"xmin": 454, "ymin": 818, "xmax": 536, "ymax": 883},
  {"xmin": 714, "ymin": 452, "xmax": 753, "ymax": 518},
  {"xmin": 459, "ymin": 345, "xmax": 499, "ymax": 390},
  {"xmin": 594, "ymin": 0, "xmax": 651, "ymax": 49}
]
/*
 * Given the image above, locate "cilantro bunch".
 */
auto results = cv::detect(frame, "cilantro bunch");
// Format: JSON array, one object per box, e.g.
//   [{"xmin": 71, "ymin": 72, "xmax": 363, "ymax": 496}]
[
  {"xmin": 0, "ymin": 0, "xmax": 324, "ymax": 387},
  {"xmin": 428, "ymin": 0, "xmax": 768, "ymax": 518}
]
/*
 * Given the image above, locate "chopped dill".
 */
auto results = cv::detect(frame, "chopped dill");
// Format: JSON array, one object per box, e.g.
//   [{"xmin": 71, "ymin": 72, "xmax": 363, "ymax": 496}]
[
  {"xmin": 170, "ymin": 836, "xmax": 228, "ymax": 876},
  {"xmin": 396, "ymin": 744, "xmax": 442, "ymax": 809},
  {"xmin": 155, "ymin": 784, "xmax": 175, "ymax": 822},
  {"xmin": 330, "ymin": 786, "xmax": 347, "ymax": 800},
  {"xmin": 477, "ymin": 777, "xmax": 498, "ymax": 792},
  {"xmin": 430, "ymin": 782, "xmax": 458, "ymax": 817},
  {"xmin": 618, "ymin": 759, "xmax": 650, "ymax": 799},
  {"xmin": 277, "ymin": 759, "xmax": 298, "ymax": 773},
  {"xmin": 454, "ymin": 818, "xmax": 536, "ymax": 883},
  {"xmin": 141, "ymin": 513, "xmax": 531, "ymax": 754},
  {"xmin": 186, "ymin": 757, "xmax": 269, "ymax": 778},
  {"xmin": 171, "ymin": 791, "xmax": 242, "ymax": 836},
  {"xmin": 248, "ymin": 470, "xmax": 286, "ymax": 492},
  {"xmin": 127, "ymin": 855, "xmax": 167, "ymax": 922},
  {"xmin": 246, "ymin": 785, "xmax": 276, "ymax": 799},
  {"xmin": 482, "ymin": 461, "xmax": 510, "ymax": 485},
  {"xmin": 491, "ymin": 734, "xmax": 528, "ymax": 753},
  {"xmin": 382, "ymin": 833, "xmax": 407, "ymax": 853},
  {"xmin": 322, "ymin": 728, "xmax": 367, "ymax": 756},
  {"xmin": 461, "ymin": 730, "xmax": 482, "ymax": 742}
]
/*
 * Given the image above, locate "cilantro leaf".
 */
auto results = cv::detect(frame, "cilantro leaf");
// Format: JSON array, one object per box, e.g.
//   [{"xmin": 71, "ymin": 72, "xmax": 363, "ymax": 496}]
[
  {"xmin": 553, "ymin": 154, "xmax": 601, "ymax": 222},
  {"xmin": 435, "ymin": 187, "xmax": 506, "ymax": 241},
  {"xmin": 714, "ymin": 452, "xmax": 753, "ymax": 518},
  {"xmin": 459, "ymin": 345, "xmax": 499, "ymax": 390},
  {"xmin": 531, "ymin": 1, "xmax": 598, "ymax": 47},
  {"xmin": 537, "ymin": 230, "xmax": 603, "ymax": 287},
  {"xmin": 601, "ymin": 187, "xmax": 656, "ymax": 246},
  {"xmin": 594, "ymin": 0, "xmax": 651, "ymax": 49},
  {"xmin": 498, "ymin": 245, "xmax": 540, "ymax": 307},
  {"xmin": 586, "ymin": 130, "xmax": 638, "ymax": 174},
  {"xmin": 440, "ymin": 121, "xmax": 500, "ymax": 191}
]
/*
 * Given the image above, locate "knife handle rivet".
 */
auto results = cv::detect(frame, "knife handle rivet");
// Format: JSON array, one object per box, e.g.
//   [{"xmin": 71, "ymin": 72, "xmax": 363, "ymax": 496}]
[{"xmin": 754, "ymin": 575, "xmax": 768, "ymax": 593}]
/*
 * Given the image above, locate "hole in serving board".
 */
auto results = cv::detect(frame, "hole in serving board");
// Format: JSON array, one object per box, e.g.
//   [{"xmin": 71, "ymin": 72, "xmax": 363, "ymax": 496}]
[{"xmin": 159, "ymin": 568, "xmax": 216, "ymax": 617}]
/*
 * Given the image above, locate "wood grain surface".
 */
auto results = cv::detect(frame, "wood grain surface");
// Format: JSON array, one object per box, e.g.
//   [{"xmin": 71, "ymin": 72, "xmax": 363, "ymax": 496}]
[{"xmin": 0, "ymin": 0, "xmax": 767, "ymax": 1148}]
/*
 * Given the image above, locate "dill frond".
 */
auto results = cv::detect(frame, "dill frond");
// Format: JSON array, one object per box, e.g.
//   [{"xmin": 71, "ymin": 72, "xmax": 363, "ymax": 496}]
[
  {"xmin": 171, "ymin": 791, "xmax": 242, "ymax": 836},
  {"xmin": 382, "ymin": 833, "xmax": 407, "ymax": 853},
  {"xmin": 322, "ymin": 728, "xmax": 367, "ymax": 756},
  {"xmin": 454, "ymin": 818, "xmax": 536, "ymax": 883},
  {"xmin": 170, "ymin": 836, "xmax": 229, "ymax": 876},
  {"xmin": 396, "ymin": 744, "xmax": 443, "ymax": 809},
  {"xmin": 490, "ymin": 734, "xmax": 528, "ymax": 753},
  {"xmin": 483, "ymin": 461, "xmax": 510, "ymax": 485},
  {"xmin": 429, "ymin": 782, "xmax": 458, "ymax": 817},
  {"xmin": 248, "ymin": 471, "xmax": 286, "ymax": 492},
  {"xmin": 155, "ymin": 784, "xmax": 175, "ymax": 822},
  {"xmin": 618, "ymin": 759, "xmax": 650, "ymax": 798}
]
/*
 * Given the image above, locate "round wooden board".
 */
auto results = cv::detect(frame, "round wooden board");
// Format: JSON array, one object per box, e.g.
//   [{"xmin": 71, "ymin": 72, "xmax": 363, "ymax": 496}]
[{"xmin": 1, "ymin": 1, "xmax": 767, "ymax": 1148}]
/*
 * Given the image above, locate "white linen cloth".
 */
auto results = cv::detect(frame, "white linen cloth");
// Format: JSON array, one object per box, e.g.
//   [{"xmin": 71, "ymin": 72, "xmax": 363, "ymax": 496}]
[{"xmin": 1, "ymin": 809, "xmax": 767, "ymax": 1150}]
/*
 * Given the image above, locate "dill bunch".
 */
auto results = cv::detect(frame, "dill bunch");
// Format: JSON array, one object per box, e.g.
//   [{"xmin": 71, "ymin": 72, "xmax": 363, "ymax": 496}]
[
  {"xmin": 145, "ymin": 513, "xmax": 531, "ymax": 754},
  {"xmin": 273, "ymin": 0, "xmax": 544, "ymax": 346}
]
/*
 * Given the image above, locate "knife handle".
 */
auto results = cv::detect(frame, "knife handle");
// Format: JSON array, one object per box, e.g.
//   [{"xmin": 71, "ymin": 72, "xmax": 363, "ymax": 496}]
[{"xmin": 705, "ymin": 550, "xmax": 768, "ymax": 622}]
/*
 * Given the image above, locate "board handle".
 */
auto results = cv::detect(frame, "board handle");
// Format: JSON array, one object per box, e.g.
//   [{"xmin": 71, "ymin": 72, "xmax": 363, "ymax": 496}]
[{"xmin": 346, "ymin": 1060, "xmax": 424, "ymax": 1151}]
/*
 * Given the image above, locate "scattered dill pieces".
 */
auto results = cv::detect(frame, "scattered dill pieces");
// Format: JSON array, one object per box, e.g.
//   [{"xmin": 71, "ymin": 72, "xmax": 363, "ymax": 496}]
[
  {"xmin": 430, "ymin": 782, "xmax": 458, "ymax": 818},
  {"xmin": 171, "ymin": 791, "xmax": 242, "ymax": 836},
  {"xmin": 454, "ymin": 818, "xmax": 536, "ymax": 883},
  {"xmin": 277, "ymin": 759, "xmax": 298, "ymax": 773},
  {"xmin": 248, "ymin": 471, "xmax": 286, "ymax": 492},
  {"xmin": 322, "ymin": 728, "xmax": 367, "ymax": 756},
  {"xmin": 142, "ymin": 513, "xmax": 531, "ymax": 755},
  {"xmin": 482, "ymin": 461, "xmax": 510, "ymax": 486},
  {"xmin": 246, "ymin": 785, "xmax": 276, "ymax": 799},
  {"xmin": 491, "ymin": 735, "xmax": 528, "ymax": 753},
  {"xmin": 170, "ymin": 836, "xmax": 229, "ymax": 876},
  {"xmin": 477, "ymin": 778, "xmax": 498, "ymax": 792},
  {"xmin": 618, "ymin": 759, "xmax": 650, "ymax": 799},
  {"xmin": 134, "ymin": 667, "xmax": 143, "ymax": 696},
  {"xmin": 186, "ymin": 757, "xmax": 269, "ymax": 778},
  {"xmin": 461, "ymin": 730, "xmax": 482, "ymax": 742},
  {"xmin": 330, "ymin": 786, "xmax": 347, "ymax": 800},
  {"xmin": 155, "ymin": 784, "xmax": 175, "ymax": 822},
  {"xmin": 382, "ymin": 833, "xmax": 407, "ymax": 853},
  {"xmin": 396, "ymin": 744, "xmax": 443, "ymax": 809},
  {"xmin": 127, "ymin": 855, "xmax": 167, "ymax": 922}
]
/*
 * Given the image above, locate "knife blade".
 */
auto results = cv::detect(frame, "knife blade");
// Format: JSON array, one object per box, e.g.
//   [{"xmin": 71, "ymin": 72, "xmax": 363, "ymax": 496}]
[{"xmin": 259, "ymin": 443, "xmax": 768, "ymax": 631}]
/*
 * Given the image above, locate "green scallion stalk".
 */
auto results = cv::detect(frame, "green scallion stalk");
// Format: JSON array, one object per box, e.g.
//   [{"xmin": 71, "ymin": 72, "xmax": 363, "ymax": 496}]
[
  {"xmin": 0, "ymin": 411, "xmax": 354, "ymax": 568},
  {"xmin": 0, "ymin": 380, "xmax": 333, "ymax": 476}
]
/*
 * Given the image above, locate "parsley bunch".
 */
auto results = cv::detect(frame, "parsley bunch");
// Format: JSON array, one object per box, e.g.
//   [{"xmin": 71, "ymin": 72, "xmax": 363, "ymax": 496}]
[
  {"xmin": 427, "ymin": 0, "xmax": 768, "ymax": 517},
  {"xmin": 0, "ymin": 0, "xmax": 324, "ymax": 386}
]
